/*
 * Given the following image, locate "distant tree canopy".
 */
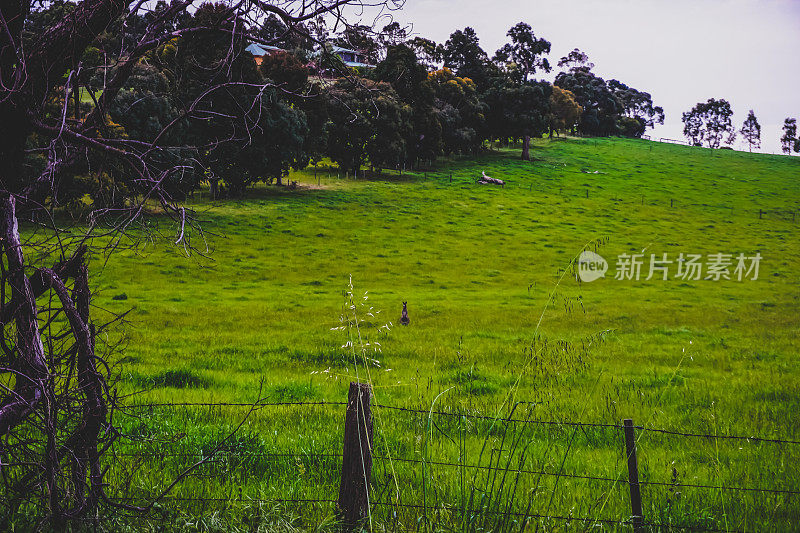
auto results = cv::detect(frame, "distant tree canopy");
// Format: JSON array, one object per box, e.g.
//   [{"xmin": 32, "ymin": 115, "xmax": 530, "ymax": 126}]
[
  {"xmin": 682, "ymin": 98, "xmax": 736, "ymax": 149},
  {"xmin": 557, "ymin": 48, "xmax": 594, "ymax": 73},
  {"xmin": 608, "ymin": 79, "xmax": 664, "ymax": 135},
  {"xmin": 780, "ymin": 118, "xmax": 798, "ymax": 154},
  {"xmin": 324, "ymin": 78, "xmax": 411, "ymax": 174},
  {"xmin": 373, "ymin": 44, "xmax": 442, "ymax": 163},
  {"xmin": 428, "ymin": 68, "xmax": 486, "ymax": 155},
  {"xmin": 739, "ymin": 110, "xmax": 761, "ymax": 152},
  {"xmin": 442, "ymin": 27, "xmax": 492, "ymax": 88},
  {"xmin": 406, "ymin": 36, "xmax": 442, "ymax": 69},
  {"xmin": 260, "ymin": 50, "xmax": 310, "ymax": 93},
  {"xmin": 554, "ymin": 70, "xmax": 622, "ymax": 136},
  {"xmin": 257, "ymin": 13, "xmax": 313, "ymax": 52},
  {"xmin": 493, "ymin": 22, "xmax": 551, "ymax": 82},
  {"xmin": 11, "ymin": 3, "xmax": 680, "ymax": 204},
  {"xmin": 548, "ymin": 86, "xmax": 582, "ymax": 135}
]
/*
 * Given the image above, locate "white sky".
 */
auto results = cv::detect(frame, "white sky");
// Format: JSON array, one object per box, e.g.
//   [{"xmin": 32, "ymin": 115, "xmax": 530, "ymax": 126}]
[{"xmin": 383, "ymin": 0, "xmax": 800, "ymax": 153}]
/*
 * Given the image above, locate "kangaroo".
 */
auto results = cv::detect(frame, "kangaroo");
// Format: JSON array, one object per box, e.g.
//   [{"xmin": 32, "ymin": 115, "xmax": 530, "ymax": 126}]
[{"xmin": 400, "ymin": 301, "xmax": 410, "ymax": 326}]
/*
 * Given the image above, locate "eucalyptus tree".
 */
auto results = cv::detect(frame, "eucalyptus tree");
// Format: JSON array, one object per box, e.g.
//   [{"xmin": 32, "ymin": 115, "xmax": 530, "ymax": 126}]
[
  {"xmin": 682, "ymin": 98, "xmax": 736, "ymax": 149},
  {"xmin": 0, "ymin": 0, "xmax": 399, "ymax": 526},
  {"xmin": 739, "ymin": 110, "xmax": 761, "ymax": 152}
]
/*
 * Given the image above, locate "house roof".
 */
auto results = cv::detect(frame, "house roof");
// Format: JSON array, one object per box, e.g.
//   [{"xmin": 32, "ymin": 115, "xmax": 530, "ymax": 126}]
[
  {"xmin": 343, "ymin": 61, "xmax": 374, "ymax": 68},
  {"xmin": 245, "ymin": 43, "xmax": 283, "ymax": 56},
  {"xmin": 330, "ymin": 45, "xmax": 360, "ymax": 55}
]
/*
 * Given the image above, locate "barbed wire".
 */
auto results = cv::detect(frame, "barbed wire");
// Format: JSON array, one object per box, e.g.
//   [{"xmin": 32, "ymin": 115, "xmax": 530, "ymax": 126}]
[
  {"xmin": 122, "ymin": 400, "xmax": 346, "ymax": 409},
  {"xmin": 369, "ymin": 501, "xmax": 746, "ymax": 533},
  {"xmin": 94, "ymin": 496, "xmax": 745, "ymax": 532},
  {"xmin": 113, "ymin": 451, "xmax": 343, "ymax": 459},
  {"xmin": 119, "ymin": 400, "xmax": 800, "ymax": 446},
  {"xmin": 102, "ymin": 447, "xmax": 800, "ymax": 497},
  {"xmin": 372, "ymin": 456, "xmax": 800, "ymax": 496}
]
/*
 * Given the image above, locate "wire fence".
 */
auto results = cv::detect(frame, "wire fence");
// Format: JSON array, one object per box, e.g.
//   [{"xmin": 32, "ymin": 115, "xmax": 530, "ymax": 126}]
[
  {"xmin": 307, "ymin": 161, "xmax": 799, "ymax": 223},
  {"xmin": 103, "ymin": 397, "xmax": 800, "ymax": 531}
]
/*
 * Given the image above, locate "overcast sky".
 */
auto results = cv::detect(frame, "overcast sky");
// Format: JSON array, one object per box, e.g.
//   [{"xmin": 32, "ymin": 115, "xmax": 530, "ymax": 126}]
[{"xmin": 385, "ymin": 0, "xmax": 800, "ymax": 153}]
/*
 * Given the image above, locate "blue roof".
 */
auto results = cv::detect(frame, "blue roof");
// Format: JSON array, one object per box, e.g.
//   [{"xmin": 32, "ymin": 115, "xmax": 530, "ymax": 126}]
[
  {"xmin": 246, "ymin": 43, "xmax": 283, "ymax": 55},
  {"xmin": 344, "ymin": 61, "xmax": 374, "ymax": 68},
  {"xmin": 331, "ymin": 45, "xmax": 359, "ymax": 55}
]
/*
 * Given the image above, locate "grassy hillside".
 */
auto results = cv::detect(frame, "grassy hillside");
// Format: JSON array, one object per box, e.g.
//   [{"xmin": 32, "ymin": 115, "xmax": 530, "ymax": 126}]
[{"xmin": 83, "ymin": 137, "xmax": 799, "ymax": 530}]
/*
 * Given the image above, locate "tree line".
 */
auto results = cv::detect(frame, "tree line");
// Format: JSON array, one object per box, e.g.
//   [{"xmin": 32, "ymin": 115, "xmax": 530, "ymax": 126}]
[
  {"xmin": 681, "ymin": 98, "xmax": 799, "ymax": 154},
  {"xmin": 22, "ymin": 2, "xmax": 671, "ymax": 205}
]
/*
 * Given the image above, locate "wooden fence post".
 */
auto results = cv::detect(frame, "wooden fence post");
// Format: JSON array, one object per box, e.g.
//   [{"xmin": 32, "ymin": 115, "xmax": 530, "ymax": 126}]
[
  {"xmin": 338, "ymin": 382, "xmax": 373, "ymax": 529},
  {"xmin": 623, "ymin": 419, "xmax": 643, "ymax": 533}
]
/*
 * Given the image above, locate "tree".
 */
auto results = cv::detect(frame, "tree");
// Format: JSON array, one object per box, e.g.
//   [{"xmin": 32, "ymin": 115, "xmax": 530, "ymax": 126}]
[
  {"xmin": 428, "ymin": 68, "xmax": 487, "ymax": 154},
  {"xmin": 557, "ymin": 48, "xmax": 594, "ymax": 73},
  {"xmin": 108, "ymin": 62, "xmax": 180, "ymax": 142},
  {"xmin": 682, "ymin": 98, "xmax": 736, "ymax": 149},
  {"xmin": 325, "ymin": 78, "xmax": 411, "ymax": 174},
  {"xmin": 548, "ymin": 86, "xmax": 582, "ymax": 136},
  {"xmin": 260, "ymin": 49, "xmax": 310, "ymax": 93},
  {"xmin": 493, "ymin": 22, "xmax": 551, "ymax": 82},
  {"xmin": 442, "ymin": 27, "xmax": 491, "ymax": 87},
  {"xmin": 379, "ymin": 21, "xmax": 407, "ymax": 49},
  {"xmin": 169, "ymin": 3, "xmax": 291, "ymax": 195},
  {"xmin": 607, "ymin": 79, "xmax": 664, "ymax": 136},
  {"xmin": 406, "ymin": 36, "xmax": 442, "ymax": 69},
  {"xmin": 483, "ymin": 80, "xmax": 551, "ymax": 159},
  {"xmin": 0, "ymin": 0, "xmax": 394, "ymax": 526},
  {"xmin": 257, "ymin": 13, "xmax": 313, "ymax": 52},
  {"xmin": 739, "ymin": 110, "xmax": 761, "ymax": 152},
  {"xmin": 780, "ymin": 118, "xmax": 797, "ymax": 154},
  {"xmin": 373, "ymin": 44, "xmax": 442, "ymax": 166},
  {"xmin": 554, "ymin": 69, "xmax": 622, "ymax": 136}
]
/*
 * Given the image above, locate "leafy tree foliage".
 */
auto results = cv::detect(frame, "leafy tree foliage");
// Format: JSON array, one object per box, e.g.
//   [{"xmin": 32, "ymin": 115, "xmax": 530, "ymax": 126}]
[
  {"xmin": 257, "ymin": 14, "xmax": 313, "ymax": 52},
  {"xmin": 554, "ymin": 70, "xmax": 622, "ymax": 136},
  {"xmin": 682, "ymin": 98, "xmax": 736, "ymax": 149},
  {"xmin": 557, "ymin": 48, "xmax": 593, "ymax": 73},
  {"xmin": 379, "ymin": 21, "xmax": 408, "ymax": 49},
  {"xmin": 493, "ymin": 22, "xmax": 551, "ymax": 82},
  {"xmin": 428, "ymin": 68, "xmax": 486, "ymax": 154},
  {"xmin": 167, "ymin": 3, "xmax": 308, "ymax": 194},
  {"xmin": 325, "ymin": 79, "xmax": 411, "ymax": 174},
  {"xmin": 608, "ymin": 79, "xmax": 664, "ymax": 136},
  {"xmin": 739, "ymin": 110, "xmax": 761, "ymax": 152},
  {"xmin": 548, "ymin": 86, "xmax": 582, "ymax": 135},
  {"xmin": 260, "ymin": 50, "xmax": 310, "ymax": 93},
  {"xmin": 108, "ymin": 63, "xmax": 179, "ymax": 142},
  {"xmin": 373, "ymin": 44, "xmax": 441, "ymax": 165},
  {"xmin": 483, "ymin": 80, "xmax": 551, "ymax": 159},
  {"xmin": 780, "ymin": 118, "xmax": 798, "ymax": 154},
  {"xmin": 442, "ymin": 27, "xmax": 491, "ymax": 88},
  {"xmin": 406, "ymin": 36, "xmax": 442, "ymax": 69}
]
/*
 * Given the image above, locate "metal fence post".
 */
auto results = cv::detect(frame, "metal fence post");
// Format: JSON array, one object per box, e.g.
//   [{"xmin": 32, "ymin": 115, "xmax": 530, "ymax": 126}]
[{"xmin": 623, "ymin": 419, "xmax": 644, "ymax": 532}]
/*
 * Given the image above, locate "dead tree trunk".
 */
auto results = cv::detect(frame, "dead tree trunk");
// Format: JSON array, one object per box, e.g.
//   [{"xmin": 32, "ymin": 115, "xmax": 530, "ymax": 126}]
[
  {"xmin": 0, "ymin": 194, "xmax": 48, "ymax": 437},
  {"xmin": 0, "ymin": 194, "xmax": 112, "ymax": 524}
]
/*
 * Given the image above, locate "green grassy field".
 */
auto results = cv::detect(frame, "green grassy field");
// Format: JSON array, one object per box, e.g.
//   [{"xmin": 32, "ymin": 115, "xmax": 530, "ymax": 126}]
[{"xmin": 73, "ymin": 137, "xmax": 799, "ymax": 530}]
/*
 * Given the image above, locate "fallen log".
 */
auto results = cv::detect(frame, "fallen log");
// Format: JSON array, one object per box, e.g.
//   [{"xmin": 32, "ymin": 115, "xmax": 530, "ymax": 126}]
[{"xmin": 477, "ymin": 171, "xmax": 505, "ymax": 186}]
